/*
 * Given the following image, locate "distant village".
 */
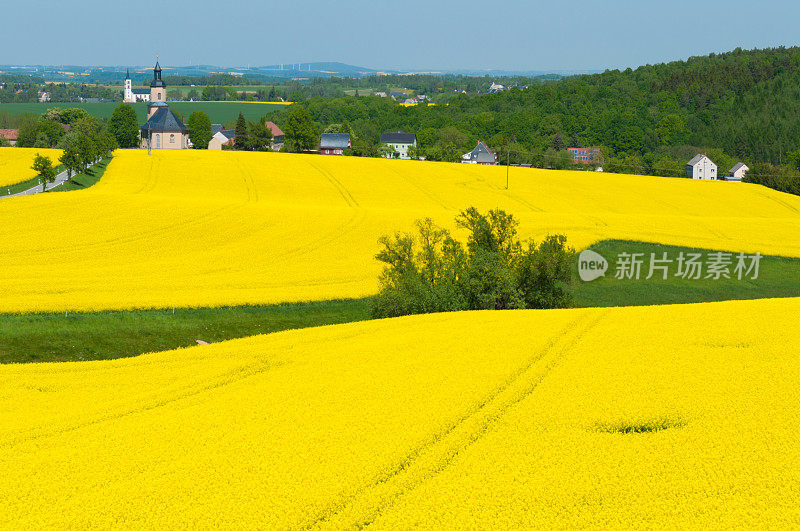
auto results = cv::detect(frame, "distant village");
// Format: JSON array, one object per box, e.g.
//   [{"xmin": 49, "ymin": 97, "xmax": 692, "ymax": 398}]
[{"xmin": 0, "ymin": 66, "xmax": 749, "ymax": 182}]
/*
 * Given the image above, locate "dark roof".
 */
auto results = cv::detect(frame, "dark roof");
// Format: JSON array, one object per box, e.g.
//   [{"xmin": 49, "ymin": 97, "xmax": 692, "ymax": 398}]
[
  {"xmin": 380, "ymin": 131, "xmax": 416, "ymax": 144},
  {"xmin": 220, "ymin": 129, "xmax": 235, "ymax": 140},
  {"xmin": 687, "ymin": 154, "xmax": 707, "ymax": 166},
  {"xmin": 730, "ymin": 162, "xmax": 748, "ymax": 173},
  {"xmin": 150, "ymin": 61, "xmax": 165, "ymax": 88},
  {"xmin": 126, "ymin": 69, "xmax": 130, "ymax": 79},
  {"xmin": 464, "ymin": 141, "xmax": 495, "ymax": 163},
  {"xmin": 132, "ymin": 88, "xmax": 150, "ymax": 95},
  {"xmin": 211, "ymin": 124, "xmax": 224, "ymax": 135},
  {"xmin": 141, "ymin": 107, "xmax": 187, "ymax": 132},
  {"xmin": 320, "ymin": 133, "xmax": 351, "ymax": 149}
]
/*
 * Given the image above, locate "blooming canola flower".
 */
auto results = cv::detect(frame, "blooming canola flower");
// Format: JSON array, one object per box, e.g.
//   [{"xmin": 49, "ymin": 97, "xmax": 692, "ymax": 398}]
[
  {"xmin": 1, "ymin": 149, "xmax": 800, "ymax": 312},
  {"xmin": 0, "ymin": 299, "xmax": 799, "ymax": 527}
]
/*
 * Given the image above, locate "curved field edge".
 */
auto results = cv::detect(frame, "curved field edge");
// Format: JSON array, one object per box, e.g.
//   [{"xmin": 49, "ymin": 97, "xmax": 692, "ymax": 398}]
[
  {"xmin": 3, "ymin": 240, "xmax": 799, "ymax": 364},
  {"xmin": 0, "ymin": 147, "xmax": 64, "ymax": 189},
  {"xmin": 0, "ymin": 298, "xmax": 798, "ymax": 527},
  {"xmin": 3, "ymin": 149, "xmax": 800, "ymax": 313}
]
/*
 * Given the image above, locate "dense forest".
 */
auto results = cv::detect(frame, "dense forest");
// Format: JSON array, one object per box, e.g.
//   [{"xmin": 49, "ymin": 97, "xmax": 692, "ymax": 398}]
[{"xmin": 261, "ymin": 47, "xmax": 800, "ymax": 187}]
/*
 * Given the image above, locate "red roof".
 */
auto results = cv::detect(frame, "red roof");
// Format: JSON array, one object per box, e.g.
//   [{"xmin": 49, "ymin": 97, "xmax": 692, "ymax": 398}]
[
  {"xmin": 265, "ymin": 121, "xmax": 284, "ymax": 137},
  {"xmin": 0, "ymin": 129, "xmax": 19, "ymax": 141}
]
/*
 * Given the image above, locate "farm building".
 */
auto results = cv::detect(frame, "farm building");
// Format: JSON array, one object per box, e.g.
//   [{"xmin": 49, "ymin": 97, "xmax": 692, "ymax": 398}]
[
  {"xmin": 686, "ymin": 154, "xmax": 718, "ymax": 180},
  {"xmin": 728, "ymin": 163, "xmax": 749, "ymax": 182},
  {"xmin": 0, "ymin": 129, "xmax": 19, "ymax": 146},
  {"xmin": 380, "ymin": 131, "xmax": 416, "ymax": 159},
  {"xmin": 139, "ymin": 61, "xmax": 189, "ymax": 150},
  {"xmin": 320, "ymin": 133, "xmax": 350, "ymax": 155},
  {"xmin": 462, "ymin": 141, "xmax": 497, "ymax": 165}
]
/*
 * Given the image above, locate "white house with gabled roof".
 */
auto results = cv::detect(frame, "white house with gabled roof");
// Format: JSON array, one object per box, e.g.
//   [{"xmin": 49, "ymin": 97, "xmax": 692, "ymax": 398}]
[
  {"xmin": 686, "ymin": 154, "xmax": 717, "ymax": 180},
  {"xmin": 728, "ymin": 163, "xmax": 749, "ymax": 182}
]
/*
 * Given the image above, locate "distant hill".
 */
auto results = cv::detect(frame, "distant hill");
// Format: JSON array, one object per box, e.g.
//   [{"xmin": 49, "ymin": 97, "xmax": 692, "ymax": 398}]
[{"xmin": 0, "ymin": 62, "xmax": 577, "ymax": 83}]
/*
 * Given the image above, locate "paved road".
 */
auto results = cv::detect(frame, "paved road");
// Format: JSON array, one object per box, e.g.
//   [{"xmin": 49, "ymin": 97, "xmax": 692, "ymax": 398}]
[{"xmin": 2, "ymin": 162, "xmax": 97, "ymax": 199}]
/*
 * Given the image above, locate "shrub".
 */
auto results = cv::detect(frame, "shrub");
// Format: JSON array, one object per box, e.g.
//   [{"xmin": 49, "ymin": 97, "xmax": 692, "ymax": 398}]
[{"xmin": 372, "ymin": 207, "xmax": 574, "ymax": 318}]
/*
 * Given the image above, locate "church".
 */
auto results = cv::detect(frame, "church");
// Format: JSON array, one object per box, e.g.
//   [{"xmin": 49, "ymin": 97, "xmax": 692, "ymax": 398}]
[
  {"xmin": 138, "ymin": 61, "xmax": 189, "ymax": 150},
  {"xmin": 123, "ymin": 70, "xmax": 150, "ymax": 102}
]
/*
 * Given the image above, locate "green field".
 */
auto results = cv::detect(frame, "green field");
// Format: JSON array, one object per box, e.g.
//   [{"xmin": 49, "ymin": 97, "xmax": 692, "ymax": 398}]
[
  {"xmin": 0, "ymin": 299, "xmax": 372, "ymax": 364},
  {"xmin": 0, "ymin": 101, "xmax": 289, "ymax": 124},
  {"xmin": 2, "ymin": 240, "xmax": 799, "ymax": 364},
  {"xmin": 572, "ymin": 240, "xmax": 800, "ymax": 307}
]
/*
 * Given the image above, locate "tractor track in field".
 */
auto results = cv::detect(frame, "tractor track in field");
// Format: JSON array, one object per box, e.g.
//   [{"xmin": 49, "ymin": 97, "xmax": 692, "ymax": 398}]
[{"xmin": 304, "ymin": 309, "xmax": 609, "ymax": 529}]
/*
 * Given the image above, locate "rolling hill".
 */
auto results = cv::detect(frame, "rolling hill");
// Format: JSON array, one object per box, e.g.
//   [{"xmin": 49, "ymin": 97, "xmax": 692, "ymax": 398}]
[
  {"xmin": 1, "ymin": 298, "xmax": 798, "ymax": 527},
  {"xmin": 2, "ymin": 150, "xmax": 800, "ymax": 312}
]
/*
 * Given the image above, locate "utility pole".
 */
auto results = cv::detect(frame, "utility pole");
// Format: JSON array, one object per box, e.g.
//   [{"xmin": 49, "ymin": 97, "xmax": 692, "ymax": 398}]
[{"xmin": 505, "ymin": 134, "xmax": 515, "ymax": 189}]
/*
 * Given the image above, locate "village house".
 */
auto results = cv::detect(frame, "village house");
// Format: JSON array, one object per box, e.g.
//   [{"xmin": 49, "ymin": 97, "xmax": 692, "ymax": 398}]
[
  {"xmin": 207, "ymin": 122, "xmax": 283, "ymax": 151},
  {"xmin": 380, "ymin": 131, "xmax": 416, "ymax": 159},
  {"xmin": 487, "ymin": 82, "xmax": 506, "ymax": 94},
  {"xmin": 567, "ymin": 147, "xmax": 601, "ymax": 164},
  {"xmin": 266, "ymin": 121, "xmax": 285, "ymax": 150},
  {"xmin": 320, "ymin": 133, "xmax": 350, "ymax": 155},
  {"xmin": 728, "ymin": 162, "xmax": 749, "ymax": 182},
  {"xmin": 208, "ymin": 130, "xmax": 233, "ymax": 150},
  {"xmin": 0, "ymin": 129, "xmax": 19, "ymax": 146},
  {"xmin": 140, "ymin": 61, "xmax": 189, "ymax": 150},
  {"xmin": 686, "ymin": 154, "xmax": 718, "ymax": 180},
  {"xmin": 462, "ymin": 141, "xmax": 497, "ymax": 165}
]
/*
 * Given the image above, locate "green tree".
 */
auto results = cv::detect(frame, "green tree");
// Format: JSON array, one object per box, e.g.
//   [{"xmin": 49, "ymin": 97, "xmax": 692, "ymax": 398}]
[
  {"xmin": 283, "ymin": 106, "xmax": 317, "ymax": 152},
  {"xmin": 33, "ymin": 131, "xmax": 50, "ymax": 148},
  {"xmin": 551, "ymin": 133, "xmax": 566, "ymax": 151},
  {"xmin": 15, "ymin": 116, "xmax": 39, "ymax": 147},
  {"xmin": 234, "ymin": 112, "xmax": 249, "ymax": 150},
  {"xmin": 36, "ymin": 118, "xmax": 65, "ymax": 146},
  {"xmin": 59, "ymin": 146, "xmax": 82, "ymax": 179},
  {"xmin": 187, "ymin": 110, "xmax": 213, "ymax": 149},
  {"xmin": 31, "ymin": 153, "xmax": 56, "ymax": 192},
  {"xmin": 248, "ymin": 118, "xmax": 274, "ymax": 151},
  {"xmin": 372, "ymin": 208, "xmax": 574, "ymax": 318},
  {"xmin": 108, "ymin": 104, "xmax": 140, "ymax": 148}
]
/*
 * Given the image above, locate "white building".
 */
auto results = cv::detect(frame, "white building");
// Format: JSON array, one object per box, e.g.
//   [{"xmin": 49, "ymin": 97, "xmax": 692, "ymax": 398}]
[
  {"xmin": 686, "ymin": 154, "xmax": 718, "ymax": 180},
  {"xmin": 728, "ymin": 162, "xmax": 749, "ymax": 182},
  {"xmin": 123, "ymin": 69, "xmax": 150, "ymax": 103},
  {"xmin": 380, "ymin": 131, "xmax": 417, "ymax": 159}
]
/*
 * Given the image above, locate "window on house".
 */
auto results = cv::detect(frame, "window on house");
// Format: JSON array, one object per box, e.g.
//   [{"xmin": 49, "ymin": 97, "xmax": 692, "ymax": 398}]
[
  {"xmin": 170, "ymin": 134, "xmax": 175, "ymax": 143},
  {"xmin": 158, "ymin": 92, "xmax": 161, "ymax": 100},
  {"xmin": 156, "ymin": 134, "xmax": 160, "ymax": 148}
]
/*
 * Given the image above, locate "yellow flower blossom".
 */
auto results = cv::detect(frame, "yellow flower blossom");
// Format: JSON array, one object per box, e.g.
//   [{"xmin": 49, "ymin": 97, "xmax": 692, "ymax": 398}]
[
  {"xmin": 0, "ymin": 147, "xmax": 63, "ymax": 187},
  {"xmin": 0, "ymin": 299, "xmax": 798, "ymax": 527},
  {"xmin": 1, "ymin": 149, "xmax": 800, "ymax": 312}
]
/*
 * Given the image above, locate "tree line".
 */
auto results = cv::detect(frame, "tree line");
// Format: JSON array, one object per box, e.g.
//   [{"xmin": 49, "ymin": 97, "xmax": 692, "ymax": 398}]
[{"xmin": 258, "ymin": 46, "xmax": 800, "ymax": 192}]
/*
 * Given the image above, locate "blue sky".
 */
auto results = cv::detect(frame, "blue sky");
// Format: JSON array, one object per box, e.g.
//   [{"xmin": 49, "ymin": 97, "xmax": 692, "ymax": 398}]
[{"xmin": 4, "ymin": 0, "xmax": 800, "ymax": 71}]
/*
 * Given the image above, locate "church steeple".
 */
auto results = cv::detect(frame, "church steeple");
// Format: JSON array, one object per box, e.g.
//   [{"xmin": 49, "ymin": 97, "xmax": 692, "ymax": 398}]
[
  {"xmin": 150, "ymin": 60, "xmax": 165, "ymax": 88},
  {"xmin": 125, "ymin": 68, "xmax": 130, "ymax": 80}
]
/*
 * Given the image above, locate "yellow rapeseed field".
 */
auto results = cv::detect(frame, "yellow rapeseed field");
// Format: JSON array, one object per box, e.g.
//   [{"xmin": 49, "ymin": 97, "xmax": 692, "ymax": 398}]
[
  {"xmin": 0, "ymin": 147, "xmax": 63, "ymax": 188},
  {"xmin": 2, "ymin": 149, "xmax": 800, "ymax": 312},
  {"xmin": 1, "ymin": 298, "xmax": 798, "ymax": 527}
]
